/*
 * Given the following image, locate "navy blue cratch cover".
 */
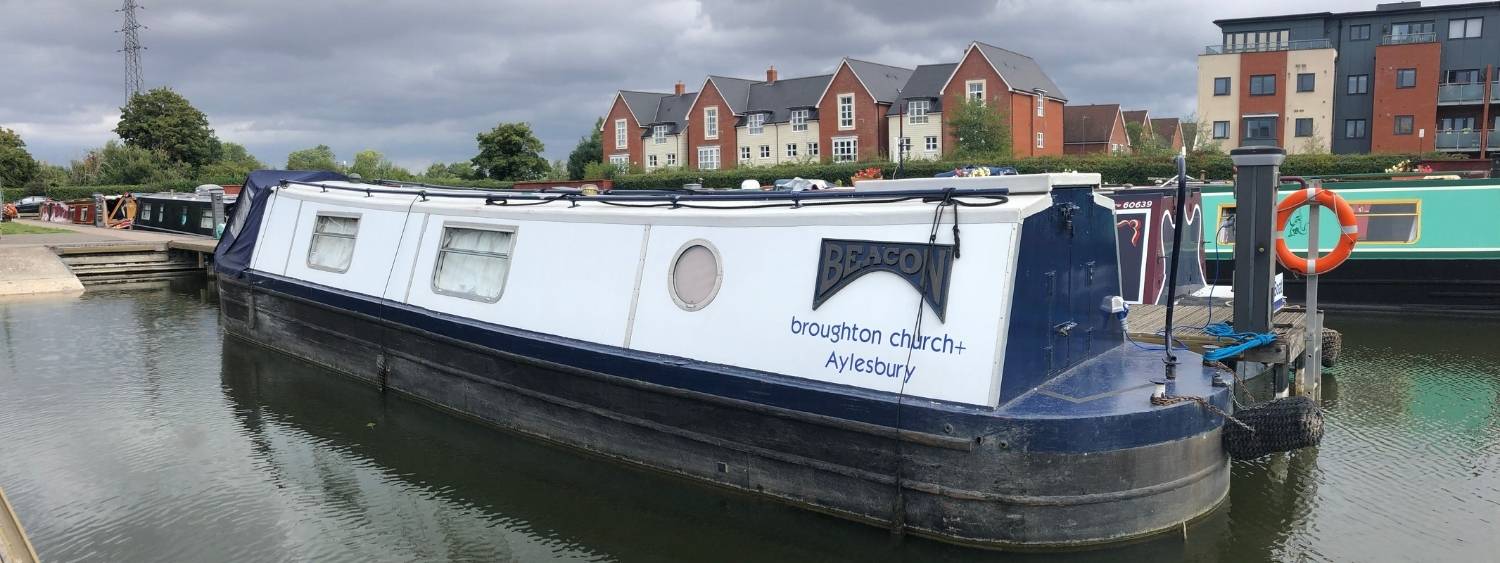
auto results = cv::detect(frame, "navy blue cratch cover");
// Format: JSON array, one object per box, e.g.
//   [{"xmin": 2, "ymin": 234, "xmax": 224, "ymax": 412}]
[{"xmin": 213, "ymin": 170, "xmax": 347, "ymax": 276}]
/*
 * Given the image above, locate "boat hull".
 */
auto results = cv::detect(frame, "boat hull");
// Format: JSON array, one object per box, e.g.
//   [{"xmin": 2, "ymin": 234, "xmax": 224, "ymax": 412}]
[
  {"xmin": 218, "ymin": 275, "xmax": 1230, "ymax": 549},
  {"xmin": 1206, "ymin": 257, "xmax": 1500, "ymax": 313}
]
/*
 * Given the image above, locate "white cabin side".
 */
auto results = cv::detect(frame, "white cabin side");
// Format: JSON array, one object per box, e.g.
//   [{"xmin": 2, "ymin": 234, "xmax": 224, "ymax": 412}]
[{"xmin": 246, "ymin": 180, "xmax": 1080, "ymax": 406}]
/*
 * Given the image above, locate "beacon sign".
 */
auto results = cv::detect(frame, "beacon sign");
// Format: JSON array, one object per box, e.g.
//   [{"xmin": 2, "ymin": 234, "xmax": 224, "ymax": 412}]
[{"xmin": 812, "ymin": 238, "xmax": 955, "ymax": 320}]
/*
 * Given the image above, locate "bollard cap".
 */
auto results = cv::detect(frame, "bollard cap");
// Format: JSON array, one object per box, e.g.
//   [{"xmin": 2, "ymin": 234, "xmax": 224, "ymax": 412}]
[{"xmin": 1230, "ymin": 146, "xmax": 1286, "ymax": 167}]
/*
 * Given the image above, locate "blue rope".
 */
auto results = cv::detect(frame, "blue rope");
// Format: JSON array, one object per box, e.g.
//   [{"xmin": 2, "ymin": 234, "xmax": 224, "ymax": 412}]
[{"xmin": 1202, "ymin": 322, "xmax": 1277, "ymax": 361}]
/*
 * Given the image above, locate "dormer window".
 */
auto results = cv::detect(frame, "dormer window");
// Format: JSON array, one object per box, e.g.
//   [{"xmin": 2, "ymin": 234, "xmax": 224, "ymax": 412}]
[
  {"xmin": 653, "ymin": 125, "xmax": 667, "ymax": 144},
  {"xmin": 790, "ymin": 109, "xmax": 809, "ymax": 132},
  {"xmin": 748, "ymin": 113, "xmax": 765, "ymax": 134},
  {"xmin": 908, "ymin": 100, "xmax": 929, "ymax": 124}
]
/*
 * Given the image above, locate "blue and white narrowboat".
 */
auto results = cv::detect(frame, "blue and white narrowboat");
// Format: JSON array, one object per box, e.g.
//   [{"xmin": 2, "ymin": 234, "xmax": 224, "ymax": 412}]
[{"xmin": 213, "ymin": 171, "xmax": 1244, "ymax": 548}]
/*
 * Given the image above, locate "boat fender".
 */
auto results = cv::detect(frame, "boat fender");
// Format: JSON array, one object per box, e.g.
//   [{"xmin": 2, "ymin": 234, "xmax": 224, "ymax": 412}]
[
  {"xmin": 1320, "ymin": 328, "xmax": 1342, "ymax": 369},
  {"xmin": 1274, "ymin": 186, "xmax": 1359, "ymax": 275},
  {"xmin": 1222, "ymin": 396, "xmax": 1324, "ymax": 460}
]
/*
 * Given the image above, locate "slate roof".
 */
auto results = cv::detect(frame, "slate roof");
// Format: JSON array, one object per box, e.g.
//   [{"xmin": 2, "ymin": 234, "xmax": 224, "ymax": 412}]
[
  {"xmin": 887, "ymin": 63, "xmax": 958, "ymax": 116},
  {"xmin": 640, "ymin": 91, "xmax": 699, "ymax": 136},
  {"xmin": 745, "ymin": 74, "xmax": 833, "ymax": 123},
  {"xmin": 706, "ymin": 76, "xmax": 759, "ymax": 115},
  {"xmin": 844, "ymin": 59, "xmax": 913, "ymax": 104},
  {"xmin": 1151, "ymin": 117, "xmax": 1181, "ymax": 142},
  {"xmin": 1063, "ymin": 104, "xmax": 1123, "ymax": 144},
  {"xmin": 1122, "ymin": 110, "xmax": 1150, "ymax": 128},
  {"xmin": 972, "ymin": 42, "xmax": 1067, "ymax": 101},
  {"xmin": 617, "ymin": 91, "xmax": 671, "ymax": 125}
]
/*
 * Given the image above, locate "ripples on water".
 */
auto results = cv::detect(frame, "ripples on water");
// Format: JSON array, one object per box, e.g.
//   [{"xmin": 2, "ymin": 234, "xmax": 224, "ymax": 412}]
[{"xmin": 0, "ymin": 284, "xmax": 1497, "ymax": 562}]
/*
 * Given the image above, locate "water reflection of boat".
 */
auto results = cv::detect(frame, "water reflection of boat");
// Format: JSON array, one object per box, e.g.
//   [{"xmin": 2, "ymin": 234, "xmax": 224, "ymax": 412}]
[{"xmin": 214, "ymin": 170, "xmax": 1234, "ymax": 548}]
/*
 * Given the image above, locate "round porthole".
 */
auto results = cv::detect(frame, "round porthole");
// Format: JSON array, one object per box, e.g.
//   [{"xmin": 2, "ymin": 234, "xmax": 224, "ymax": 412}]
[{"xmin": 669, "ymin": 240, "xmax": 722, "ymax": 311}]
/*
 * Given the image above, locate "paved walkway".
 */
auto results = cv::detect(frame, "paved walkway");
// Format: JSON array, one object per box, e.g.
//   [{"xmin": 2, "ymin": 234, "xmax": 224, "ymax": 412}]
[{"xmin": 0, "ymin": 219, "xmax": 215, "ymax": 248}]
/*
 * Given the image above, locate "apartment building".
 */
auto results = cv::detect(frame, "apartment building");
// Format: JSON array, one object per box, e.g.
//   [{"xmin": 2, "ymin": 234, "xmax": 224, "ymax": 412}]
[
  {"xmin": 604, "ymin": 41, "xmax": 1066, "ymax": 170},
  {"xmin": 1063, "ymin": 104, "xmax": 1131, "ymax": 154},
  {"xmin": 1199, "ymin": 1, "xmax": 1500, "ymax": 156}
]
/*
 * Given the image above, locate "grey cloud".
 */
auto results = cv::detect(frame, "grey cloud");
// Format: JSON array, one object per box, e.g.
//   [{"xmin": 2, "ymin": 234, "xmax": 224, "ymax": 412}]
[{"xmin": 1, "ymin": 0, "xmax": 1377, "ymax": 170}]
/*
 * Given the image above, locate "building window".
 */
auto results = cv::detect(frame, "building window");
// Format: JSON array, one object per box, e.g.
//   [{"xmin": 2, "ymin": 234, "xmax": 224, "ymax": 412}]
[
  {"xmin": 1242, "ymin": 117, "xmax": 1276, "ymax": 141},
  {"xmin": 648, "ymin": 154, "xmax": 658, "ymax": 168},
  {"xmin": 1297, "ymin": 73, "xmax": 1315, "ymax": 92},
  {"xmin": 432, "ymin": 226, "xmax": 514, "ymax": 303},
  {"xmin": 1352, "ymin": 202, "xmax": 1419, "ymax": 243},
  {"xmin": 609, "ymin": 154, "xmax": 628, "ymax": 169},
  {"xmin": 697, "ymin": 147, "xmax": 720, "ymax": 170},
  {"xmin": 614, "ymin": 119, "xmax": 627, "ymax": 149},
  {"xmin": 668, "ymin": 241, "xmax": 722, "ymax": 311},
  {"xmin": 1350, "ymin": 24, "xmax": 1370, "ymax": 41},
  {"xmin": 653, "ymin": 125, "xmax": 667, "ymax": 144},
  {"xmin": 908, "ymin": 100, "xmax": 929, "ymax": 124},
  {"xmin": 1447, "ymin": 69, "xmax": 1481, "ymax": 84},
  {"xmin": 1295, "ymin": 118, "xmax": 1314, "ymax": 137},
  {"xmin": 925, "ymin": 135, "xmax": 938, "ymax": 152},
  {"xmin": 1450, "ymin": 17, "xmax": 1483, "ymax": 39},
  {"xmin": 665, "ymin": 153, "xmax": 677, "ymax": 166},
  {"xmin": 739, "ymin": 146, "xmax": 751, "ymax": 163},
  {"xmin": 748, "ymin": 113, "xmax": 765, "ymax": 135},
  {"xmin": 1396, "ymin": 68, "xmax": 1417, "ymax": 89},
  {"xmin": 1035, "ymin": 132, "xmax": 1044, "ymax": 148},
  {"xmin": 1212, "ymin": 121, "xmax": 1229, "ymax": 139},
  {"xmin": 832, "ymin": 137, "xmax": 857, "ymax": 162},
  {"xmin": 785, "ymin": 143, "xmax": 798, "ymax": 158},
  {"xmin": 1223, "ymin": 29, "xmax": 1289, "ymax": 51},
  {"xmin": 1394, "ymin": 115, "xmax": 1414, "ymax": 135},
  {"xmin": 759, "ymin": 145, "xmax": 771, "ymax": 159},
  {"xmin": 807, "ymin": 142, "xmax": 819, "ymax": 157},
  {"xmin": 308, "ymin": 214, "xmax": 359, "ymax": 273},
  {"xmin": 1441, "ymin": 116, "xmax": 1476, "ymax": 131},
  {"xmin": 837, "ymin": 94, "xmax": 855, "ymax": 129},
  {"xmin": 1391, "ymin": 21, "xmax": 1435, "ymax": 42},
  {"xmin": 897, "ymin": 137, "xmax": 912, "ymax": 157},
  {"xmin": 1345, "ymin": 119, "xmax": 1367, "ymax": 139},
  {"xmin": 1214, "ymin": 77, "xmax": 1230, "ymax": 96},
  {"xmin": 966, "ymin": 80, "xmax": 985, "ymax": 103},
  {"xmin": 1249, "ymin": 74, "xmax": 1276, "ymax": 96},
  {"xmin": 791, "ymin": 109, "xmax": 808, "ymax": 132},
  {"xmin": 1036, "ymin": 96, "xmax": 1045, "ymax": 117},
  {"xmin": 1347, "ymin": 74, "xmax": 1369, "ymax": 94},
  {"xmin": 704, "ymin": 107, "xmax": 719, "ymax": 139}
]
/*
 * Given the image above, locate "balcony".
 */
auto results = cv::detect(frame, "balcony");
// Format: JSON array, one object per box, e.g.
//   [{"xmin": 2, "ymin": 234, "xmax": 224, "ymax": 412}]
[
  {"xmin": 1435, "ymin": 130, "xmax": 1482, "ymax": 151},
  {"xmin": 1381, "ymin": 32, "xmax": 1437, "ymax": 45},
  {"xmin": 1203, "ymin": 38, "xmax": 1333, "ymax": 55},
  {"xmin": 1438, "ymin": 82, "xmax": 1486, "ymax": 105}
]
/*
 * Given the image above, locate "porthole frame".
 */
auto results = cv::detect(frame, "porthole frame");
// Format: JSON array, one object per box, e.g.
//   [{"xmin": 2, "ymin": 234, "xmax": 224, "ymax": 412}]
[{"xmin": 667, "ymin": 239, "xmax": 723, "ymax": 312}]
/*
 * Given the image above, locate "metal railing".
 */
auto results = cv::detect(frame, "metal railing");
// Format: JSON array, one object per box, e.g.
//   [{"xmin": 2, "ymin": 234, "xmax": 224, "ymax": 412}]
[
  {"xmin": 1203, "ymin": 38, "xmax": 1332, "ymax": 55},
  {"xmin": 1380, "ymin": 32, "xmax": 1436, "ymax": 45},
  {"xmin": 1438, "ymin": 82, "xmax": 1486, "ymax": 105},
  {"xmin": 1491, "ymin": 130, "xmax": 1500, "ymax": 150},
  {"xmin": 1493, "ymin": 81, "xmax": 1500, "ymax": 102},
  {"xmin": 1434, "ymin": 130, "xmax": 1481, "ymax": 151}
]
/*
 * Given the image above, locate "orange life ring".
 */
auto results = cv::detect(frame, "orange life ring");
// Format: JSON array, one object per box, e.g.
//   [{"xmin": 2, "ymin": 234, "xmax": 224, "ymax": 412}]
[{"xmin": 1274, "ymin": 186, "xmax": 1358, "ymax": 275}]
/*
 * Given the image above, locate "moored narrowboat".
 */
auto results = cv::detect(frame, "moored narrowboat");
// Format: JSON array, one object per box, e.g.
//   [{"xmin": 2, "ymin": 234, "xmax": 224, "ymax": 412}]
[
  {"xmin": 215, "ymin": 170, "xmax": 1247, "ymax": 548},
  {"xmin": 135, "ymin": 185, "xmax": 235, "ymax": 237},
  {"xmin": 1201, "ymin": 178, "xmax": 1500, "ymax": 312},
  {"xmin": 1100, "ymin": 184, "xmax": 1208, "ymax": 305}
]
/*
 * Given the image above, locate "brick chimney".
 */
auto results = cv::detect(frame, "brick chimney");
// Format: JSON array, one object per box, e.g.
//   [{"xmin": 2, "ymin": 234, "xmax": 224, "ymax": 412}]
[
  {"xmin": 674, "ymin": 81, "xmax": 685, "ymax": 95},
  {"xmin": 766, "ymin": 65, "xmax": 777, "ymax": 83}
]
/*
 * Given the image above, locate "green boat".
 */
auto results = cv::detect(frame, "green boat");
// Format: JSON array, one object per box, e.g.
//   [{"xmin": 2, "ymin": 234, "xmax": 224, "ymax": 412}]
[{"xmin": 1200, "ymin": 178, "xmax": 1500, "ymax": 313}]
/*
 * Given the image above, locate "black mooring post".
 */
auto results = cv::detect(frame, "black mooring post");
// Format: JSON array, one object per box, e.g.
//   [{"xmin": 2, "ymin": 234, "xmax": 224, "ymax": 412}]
[
  {"xmin": 1162, "ymin": 155, "xmax": 1190, "ymax": 374},
  {"xmin": 1229, "ymin": 146, "xmax": 1286, "ymax": 335}
]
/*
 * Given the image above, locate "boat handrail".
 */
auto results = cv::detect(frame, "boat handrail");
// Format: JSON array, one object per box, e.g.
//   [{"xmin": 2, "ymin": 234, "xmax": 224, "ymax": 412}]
[{"xmin": 278, "ymin": 180, "xmax": 1013, "ymax": 208}]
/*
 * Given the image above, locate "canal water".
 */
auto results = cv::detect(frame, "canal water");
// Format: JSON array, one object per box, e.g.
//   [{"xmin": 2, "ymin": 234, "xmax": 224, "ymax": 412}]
[{"xmin": 1, "ymin": 281, "xmax": 1496, "ymax": 562}]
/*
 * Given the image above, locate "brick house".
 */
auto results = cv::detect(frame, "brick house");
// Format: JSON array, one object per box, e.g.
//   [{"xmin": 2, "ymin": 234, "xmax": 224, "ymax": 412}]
[
  {"xmin": 603, "ymin": 85, "xmax": 699, "ymax": 171},
  {"xmin": 938, "ymin": 41, "xmax": 1067, "ymax": 158},
  {"xmin": 815, "ymin": 58, "xmax": 913, "ymax": 163},
  {"xmin": 736, "ymin": 67, "xmax": 831, "ymax": 166},
  {"xmin": 1063, "ymin": 104, "xmax": 1130, "ymax": 154},
  {"xmin": 1150, "ymin": 117, "xmax": 1185, "ymax": 152}
]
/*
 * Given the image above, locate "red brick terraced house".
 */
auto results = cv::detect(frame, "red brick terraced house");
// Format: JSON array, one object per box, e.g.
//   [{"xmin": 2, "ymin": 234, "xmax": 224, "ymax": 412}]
[
  {"xmin": 604, "ymin": 41, "xmax": 1069, "ymax": 170},
  {"xmin": 1151, "ymin": 117, "xmax": 1185, "ymax": 152},
  {"xmin": 1063, "ymin": 103, "xmax": 1131, "ymax": 155}
]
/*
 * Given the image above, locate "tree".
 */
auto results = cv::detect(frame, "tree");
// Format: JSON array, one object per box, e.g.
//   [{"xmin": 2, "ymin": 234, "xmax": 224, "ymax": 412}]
[
  {"xmin": 471, "ymin": 122, "xmax": 549, "ymax": 181},
  {"xmin": 948, "ymin": 99, "xmax": 1012, "ymax": 159},
  {"xmin": 566, "ymin": 118, "xmax": 604, "ymax": 180},
  {"xmin": 1126, "ymin": 122, "xmax": 1170, "ymax": 156},
  {"xmin": 286, "ymin": 144, "xmax": 340, "ymax": 171},
  {"xmin": 114, "ymin": 87, "xmax": 222, "ymax": 167},
  {"xmin": 197, "ymin": 142, "xmax": 265, "ymax": 181},
  {"xmin": 0, "ymin": 127, "xmax": 38, "ymax": 189},
  {"xmin": 96, "ymin": 140, "xmax": 186, "ymax": 185},
  {"xmin": 24, "ymin": 163, "xmax": 69, "ymax": 192},
  {"xmin": 350, "ymin": 149, "xmax": 384, "ymax": 178}
]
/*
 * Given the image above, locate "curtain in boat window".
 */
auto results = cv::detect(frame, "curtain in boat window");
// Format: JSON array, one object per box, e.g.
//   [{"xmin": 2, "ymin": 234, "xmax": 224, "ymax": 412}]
[
  {"xmin": 308, "ymin": 215, "xmax": 359, "ymax": 272},
  {"xmin": 433, "ymin": 227, "xmax": 513, "ymax": 301}
]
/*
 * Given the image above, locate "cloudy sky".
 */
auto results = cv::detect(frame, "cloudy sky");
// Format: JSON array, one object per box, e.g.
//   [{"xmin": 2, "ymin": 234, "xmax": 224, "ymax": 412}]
[{"xmin": 1, "ymin": 0, "xmax": 1378, "ymax": 170}]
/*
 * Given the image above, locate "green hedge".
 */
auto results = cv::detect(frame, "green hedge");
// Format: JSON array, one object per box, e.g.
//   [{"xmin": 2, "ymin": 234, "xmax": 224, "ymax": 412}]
[
  {"xmin": 610, "ymin": 153, "xmax": 1432, "ymax": 189},
  {"xmin": 3, "ymin": 177, "xmax": 516, "ymax": 203}
]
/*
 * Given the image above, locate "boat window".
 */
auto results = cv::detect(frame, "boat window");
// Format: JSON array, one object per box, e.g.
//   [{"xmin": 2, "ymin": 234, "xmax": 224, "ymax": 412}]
[
  {"xmin": 1216, "ymin": 206, "xmax": 1237, "ymax": 244},
  {"xmin": 432, "ymin": 226, "xmax": 514, "ymax": 302},
  {"xmin": 1352, "ymin": 201, "xmax": 1419, "ymax": 243},
  {"xmin": 308, "ymin": 214, "xmax": 360, "ymax": 273},
  {"xmin": 669, "ymin": 240, "xmax": 722, "ymax": 311},
  {"xmin": 200, "ymin": 210, "xmax": 214, "ymax": 230},
  {"xmin": 142, "ymin": 202, "xmax": 153, "ymax": 220}
]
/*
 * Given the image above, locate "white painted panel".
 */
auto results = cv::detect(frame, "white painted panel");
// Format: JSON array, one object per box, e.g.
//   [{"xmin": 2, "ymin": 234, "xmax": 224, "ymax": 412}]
[
  {"xmin": 282, "ymin": 198, "xmax": 419, "ymax": 296},
  {"xmin": 629, "ymin": 222, "xmax": 1016, "ymax": 406},
  {"xmin": 250, "ymin": 193, "xmax": 300, "ymax": 276},
  {"xmin": 404, "ymin": 218, "xmax": 646, "ymax": 346}
]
